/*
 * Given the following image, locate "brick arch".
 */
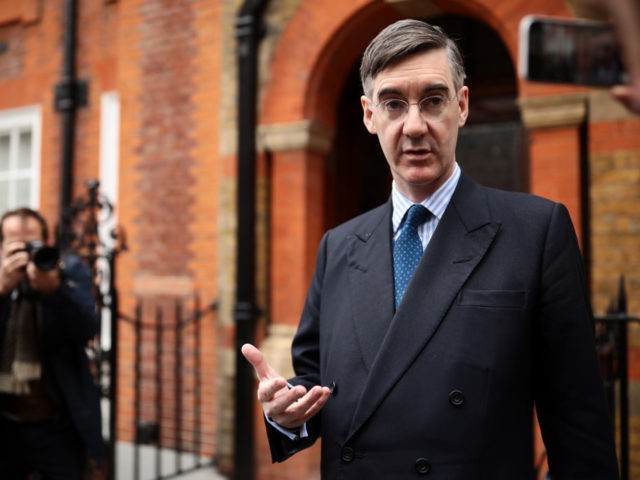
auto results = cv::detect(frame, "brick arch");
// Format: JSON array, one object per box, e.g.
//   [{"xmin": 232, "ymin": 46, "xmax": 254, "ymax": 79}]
[
  {"xmin": 261, "ymin": 0, "xmax": 572, "ymax": 129},
  {"xmin": 261, "ymin": 0, "xmax": 397, "ymax": 127}
]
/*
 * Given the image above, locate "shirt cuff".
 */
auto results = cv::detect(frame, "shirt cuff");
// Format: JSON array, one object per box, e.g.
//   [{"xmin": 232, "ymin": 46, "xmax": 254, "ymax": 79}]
[{"xmin": 264, "ymin": 413, "xmax": 309, "ymax": 441}]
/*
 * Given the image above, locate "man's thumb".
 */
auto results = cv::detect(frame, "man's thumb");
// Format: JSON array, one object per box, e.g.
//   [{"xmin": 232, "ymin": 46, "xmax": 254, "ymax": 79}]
[{"xmin": 241, "ymin": 343, "xmax": 275, "ymax": 381}]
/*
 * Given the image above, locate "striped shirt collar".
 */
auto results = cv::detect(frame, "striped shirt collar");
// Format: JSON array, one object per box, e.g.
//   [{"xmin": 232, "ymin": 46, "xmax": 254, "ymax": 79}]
[{"xmin": 392, "ymin": 162, "xmax": 461, "ymax": 234}]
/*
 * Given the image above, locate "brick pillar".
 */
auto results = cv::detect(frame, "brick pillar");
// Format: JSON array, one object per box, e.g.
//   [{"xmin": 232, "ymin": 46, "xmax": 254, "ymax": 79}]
[
  {"xmin": 253, "ymin": 120, "xmax": 332, "ymax": 480},
  {"xmin": 519, "ymin": 93, "xmax": 588, "ymax": 237}
]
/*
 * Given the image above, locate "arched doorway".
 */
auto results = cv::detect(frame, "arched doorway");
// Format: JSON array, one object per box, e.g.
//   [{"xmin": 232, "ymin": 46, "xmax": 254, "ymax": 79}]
[
  {"xmin": 325, "ymin": 63, "xmax": 391, "ymax": 229},
  {"xmin": 327, "ymin": 14, "xmax": 523, "ymax": 230},
  {"xmin": 437, "ymin": 15, "xmax": 525, "ymax": 193}
]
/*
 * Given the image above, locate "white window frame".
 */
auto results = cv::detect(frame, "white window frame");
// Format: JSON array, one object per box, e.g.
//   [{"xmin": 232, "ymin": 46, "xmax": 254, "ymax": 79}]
[
  {"xmin": 98, "ymin": 91, "xmax": 120, "ymax": 439},
  {"xmin": 98, "ymin": 91, "xmax": 120, "ymax": 351},
  {"xmin": 99, "ymin": 92, "xmax": 120, "ymax": 219},
  {"xmin": 0, "ymin": 105, "xmax": 42, "ymax": 213}
]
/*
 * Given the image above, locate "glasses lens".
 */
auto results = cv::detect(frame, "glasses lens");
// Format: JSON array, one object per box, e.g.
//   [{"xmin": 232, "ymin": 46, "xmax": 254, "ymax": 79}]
[
  {"xmin": 420, "ymin": 95, "xmax": 449, "ymax": 117},
  {"xmin": 376, "ymin": 93, "xmax": 453, "ymax": 121},
  {"xmin": 377, "ymin": 99, "xmax": 405, "ymax": 121}
]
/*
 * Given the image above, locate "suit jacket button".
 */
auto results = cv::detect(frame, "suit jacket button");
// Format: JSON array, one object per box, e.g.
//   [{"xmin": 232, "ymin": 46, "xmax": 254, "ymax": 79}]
[
  {"xmin": 341, "ymin": 446, "xmax": 355, "ymax": 463},
  {"xmin": 330, "ymin": 381, "xmax": 338, "ymax": 396},
  {"xmin": 415, "ymin": 458, "xmax": 431, "ymax": 475},
  {"xmin": 449, "ymin": 389, "xmax": 465, "ymax": 407}
]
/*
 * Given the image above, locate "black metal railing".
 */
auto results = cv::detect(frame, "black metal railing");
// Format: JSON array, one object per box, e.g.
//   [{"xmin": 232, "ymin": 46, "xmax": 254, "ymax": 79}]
[
  {"xmin": 61, "ymin": 180, "xmax": 219, "ymax": 480},
  {"xmin": 595, "ymin": 276, "xmax": 640, "ymax": 480},
  {"xmin": 60, "ymin": 180, "xmax": 124, "ymax": 479},
  {"xmin": 533, "ymin": 275, "xmax": 637, "ymax": 480},
  {"xmin": 123, "ymin": 296, "xmax": 218, "ymax": 480}
]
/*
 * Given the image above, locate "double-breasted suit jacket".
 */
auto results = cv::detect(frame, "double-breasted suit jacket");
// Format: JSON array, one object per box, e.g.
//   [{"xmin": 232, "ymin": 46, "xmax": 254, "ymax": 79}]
[{"xmin": 266, "ymin": 172, "xmax": 618, "ymax": 479}]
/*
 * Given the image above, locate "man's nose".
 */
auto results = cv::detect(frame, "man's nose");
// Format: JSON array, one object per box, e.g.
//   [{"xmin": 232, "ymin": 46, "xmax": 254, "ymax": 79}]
[{"xmin": 402, "ymin": 103, "xmax": 428, "ymax": 136}]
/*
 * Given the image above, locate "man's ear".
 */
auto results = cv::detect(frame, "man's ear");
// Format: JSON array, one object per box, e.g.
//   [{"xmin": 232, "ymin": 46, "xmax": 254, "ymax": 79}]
[
  {"xmin": 361, "ymin": 95, "xmax": 377, "ymax": 134},
  {"xmin": 457, "ymin": 86, "xmax": 469, "ymax": 127}
]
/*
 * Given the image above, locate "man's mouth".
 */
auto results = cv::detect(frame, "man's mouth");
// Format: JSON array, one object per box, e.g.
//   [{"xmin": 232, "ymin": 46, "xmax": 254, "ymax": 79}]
[{"xmin": 403, "ymin": 147, "xmax": 432, "ymax": 158}]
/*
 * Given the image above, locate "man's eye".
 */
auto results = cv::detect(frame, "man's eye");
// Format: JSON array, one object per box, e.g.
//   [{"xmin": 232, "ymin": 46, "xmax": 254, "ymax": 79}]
[
  {"xmin": 382, "ymin": 99, "xmax": 406, "ymax": 111},
  {"xmin": 422, "ymin": 96, "xmax": 446, "ymax": 108}
]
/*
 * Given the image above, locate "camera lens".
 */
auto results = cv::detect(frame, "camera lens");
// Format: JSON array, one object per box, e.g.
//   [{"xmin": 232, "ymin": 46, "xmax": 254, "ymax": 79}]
[
  {"xmin": 25, "ymin": 241, "xmax": 60, "ymax": 271},
  {"xmin": 32, "ymin": 247, "xmax": 59, "ymax": 271}
]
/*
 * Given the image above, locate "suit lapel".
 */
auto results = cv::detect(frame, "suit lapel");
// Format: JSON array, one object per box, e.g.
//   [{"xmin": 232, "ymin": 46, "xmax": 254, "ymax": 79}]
[
  {"xmin": 346, "ymin": 202, "xmax": 396, "ymax": 369},
  {"xmin": 347, "ymin": 173, "xmax": 501, "ymax": 439}
]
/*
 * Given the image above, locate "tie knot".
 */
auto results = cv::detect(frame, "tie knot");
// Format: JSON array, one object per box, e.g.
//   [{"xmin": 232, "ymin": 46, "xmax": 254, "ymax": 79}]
[{"xmin": 404, "ymin": 204, "xmax": 430, "ymax": 228}]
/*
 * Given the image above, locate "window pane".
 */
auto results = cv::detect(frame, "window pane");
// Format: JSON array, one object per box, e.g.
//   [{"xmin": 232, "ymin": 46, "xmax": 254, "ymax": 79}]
[
  {"xmin": 0, "ymin": 108, "xmax": 40, "ymax": 212},
  {"xmin": 17, "ymin": 130, "xmax": 32, "ymax": 169},
  {"xmin": 0, "ymin": 180, "xmax": 8, "ymax": 213},
  {"xmin": 15, "ymin": 178, "xmax": 30, "ymax": 207},
  {"xmin": 0, "ymin": 135, "xmax": 9, "ymax": 171}
]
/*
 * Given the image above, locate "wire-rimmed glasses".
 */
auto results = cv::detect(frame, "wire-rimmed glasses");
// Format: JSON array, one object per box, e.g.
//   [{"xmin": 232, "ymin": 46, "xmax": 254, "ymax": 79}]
[{"xmin": 369, "ymin": 90, "xmax": 459, "ymax": 122}]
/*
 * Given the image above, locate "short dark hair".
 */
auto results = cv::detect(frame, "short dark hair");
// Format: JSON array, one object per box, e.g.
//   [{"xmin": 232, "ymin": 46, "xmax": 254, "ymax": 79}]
[
  {"xmin": 0, "ymin": 207, "xmax": 49, "ymax": 243},
  {"xmin": 359, "ymin": 19, "xmax": 466, "ymax": 97}
]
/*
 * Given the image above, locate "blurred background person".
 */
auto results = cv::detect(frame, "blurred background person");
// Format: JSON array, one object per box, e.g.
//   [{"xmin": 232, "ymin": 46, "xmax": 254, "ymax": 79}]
[
  {"xmin": 0, "ymin": 208, "xmax": 102, "ymax": 479},
  {"xmin": 574, "ymin": 0, "xmax": 640, "ymax": 112},
  {"xmin": 605, "ymin": 0, "xmax": 640, "ymax": 112}
]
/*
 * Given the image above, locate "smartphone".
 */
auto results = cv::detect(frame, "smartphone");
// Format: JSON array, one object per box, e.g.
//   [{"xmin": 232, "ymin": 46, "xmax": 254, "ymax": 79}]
[{"xmin": 519, "ymin": 15, "xmax": 627, "ymax": 86}]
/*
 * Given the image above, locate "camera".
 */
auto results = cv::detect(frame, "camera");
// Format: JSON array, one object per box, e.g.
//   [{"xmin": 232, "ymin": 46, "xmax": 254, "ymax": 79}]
[
  {"xmin": 23, "ymin": 241, "xmax": 60, "ymax": 271},
  {"xmin": 519, "ymin": 15, "xmax": 626, "ymax": 86}
]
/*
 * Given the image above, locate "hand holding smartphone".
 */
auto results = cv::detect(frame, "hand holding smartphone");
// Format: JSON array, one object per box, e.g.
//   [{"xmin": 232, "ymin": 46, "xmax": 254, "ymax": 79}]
[{"xmin": 519, "ymin": 15, "xmax": 627, "ymax": 87}]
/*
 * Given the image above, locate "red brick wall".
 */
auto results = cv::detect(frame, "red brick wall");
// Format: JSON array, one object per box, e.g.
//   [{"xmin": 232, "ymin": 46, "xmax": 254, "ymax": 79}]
[
  {"xmin": 528, "ymin": 126, "xmax": 583, "ymax": 236},
  {"xmin": 590, "ymin": 114, "xmax": 640, "ymax": 478},
  {"xmin": 113, "ymin": 0, "xmax": 221, "ymax": 457},
  {"xmin": 0, "ymin": 1, "xmax": 60, "ymax": 224},
  {"xmin": 0, "ymin": 0, "xmax": 222, "ymax": 462},
  {"xmin": 591, "ymin": 117, "xmax": 640, "ymax": 316}
]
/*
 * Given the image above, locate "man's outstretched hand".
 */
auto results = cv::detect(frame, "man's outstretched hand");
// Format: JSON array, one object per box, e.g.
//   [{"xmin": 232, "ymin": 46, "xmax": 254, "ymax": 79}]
[{"xmin": 241, "ymin": 343, "xmax": 331, "ymax": 430}]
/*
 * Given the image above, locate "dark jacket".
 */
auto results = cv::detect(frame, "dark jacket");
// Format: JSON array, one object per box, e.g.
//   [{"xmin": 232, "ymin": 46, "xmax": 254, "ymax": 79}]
[
  {"xmin": 267, "ymin": 173, "xmax": 618, "ymax": 479},
  {"xmin": 0, "ymin": 253, "xmax": 103, "ymax": 461}
]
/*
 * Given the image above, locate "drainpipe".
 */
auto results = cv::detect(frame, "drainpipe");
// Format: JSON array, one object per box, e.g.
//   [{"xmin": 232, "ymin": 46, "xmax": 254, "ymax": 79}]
[
  {"xmin": 54, "ymin": 0, "xmax": 87, "ymax": 249},
  {"xmin": 234, "ymin": 1, "xmax": 269, "ymax": 479},
  {"xmin": 578, "ymin": 110, "xmax": 591, "ymax": 288}
]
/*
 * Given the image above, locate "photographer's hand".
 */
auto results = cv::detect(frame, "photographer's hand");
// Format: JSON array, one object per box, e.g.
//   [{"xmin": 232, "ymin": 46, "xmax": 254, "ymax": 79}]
[
  {"xmin": 26, "ymin": 261, "xmax": 61, "ymax": 294},
  {"xmin": 0, "ymin": 241, "xmax": 28, "ymax": 296},
  {"xmin": 611, "ymin": 82, "xmax": 640, "ymax": 114}
]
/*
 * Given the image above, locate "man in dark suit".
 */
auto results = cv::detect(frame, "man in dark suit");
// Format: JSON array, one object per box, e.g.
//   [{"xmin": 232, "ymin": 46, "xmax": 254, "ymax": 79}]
[
  {"xmin": 0, "ymin": 208, "xmax": 102, "ymax": 479},
  {"xmin": 243, "ymin": 19, "xmax": 619, "ymax": 478}
]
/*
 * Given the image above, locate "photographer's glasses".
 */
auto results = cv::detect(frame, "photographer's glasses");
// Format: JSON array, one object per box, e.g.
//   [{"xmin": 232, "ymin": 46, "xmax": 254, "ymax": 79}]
[{"xmin": 369, "ymin": 89, "xmax": 458, "ymax": 122}]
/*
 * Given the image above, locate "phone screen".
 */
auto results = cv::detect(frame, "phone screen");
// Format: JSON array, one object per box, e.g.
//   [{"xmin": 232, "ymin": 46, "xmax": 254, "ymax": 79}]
[{"xmin": 522, "ymin": 17, "xmax": 626, "ymax": 86}]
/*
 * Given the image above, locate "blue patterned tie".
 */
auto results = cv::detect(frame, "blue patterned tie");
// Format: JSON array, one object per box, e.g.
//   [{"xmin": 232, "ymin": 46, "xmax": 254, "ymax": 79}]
[{"xmin": 394, "ymin": 204, "xmax": 430, "ymax": 309}]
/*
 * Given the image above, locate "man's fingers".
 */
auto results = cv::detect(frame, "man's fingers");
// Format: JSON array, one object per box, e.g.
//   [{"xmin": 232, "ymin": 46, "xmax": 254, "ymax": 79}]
[
  {"xmin": 271, "ymin": 385, "xmax": 331, "ymax": 428},
  {"xmin": 290, "ymin": 386, "xmax": 331, "ymax": 414},
  {"xmin": 611, "ymin": 84, "xmax": 640, "ymax": 114},
  {"xmin": 258, "ymin": 377, "xmax": 291, "ymax": 403},
  {"xmin": 241, "ymin": 343, "xmax": 277, "ymax": 381},
  {"xmin": 301, "ymin": 386, "xmax": 331, "ymax": 420}
]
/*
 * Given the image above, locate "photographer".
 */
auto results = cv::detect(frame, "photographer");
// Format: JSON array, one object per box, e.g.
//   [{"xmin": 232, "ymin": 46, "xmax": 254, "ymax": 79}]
[
  {"xmin": 574, "ymin": 0, "xmax": 640, "ymax": 113},
  {"xmin": 604, "ymin": 0, "xmax": 640, "ymax": 113},
  {"xmin": 0, "ymin": 208, "xmax": 102, "ymax": 479}
]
